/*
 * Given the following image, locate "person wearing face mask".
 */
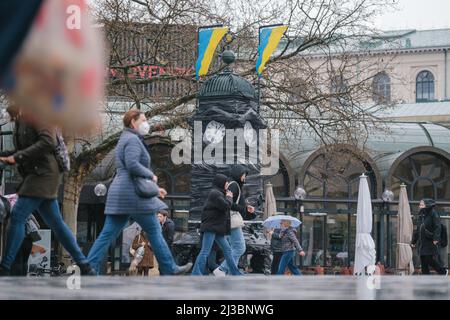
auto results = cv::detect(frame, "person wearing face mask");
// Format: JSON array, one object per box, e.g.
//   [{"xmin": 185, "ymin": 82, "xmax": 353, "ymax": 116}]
[
  {"xmin": 87, "ymin": 109, "xmax": 192, "ymax": 275},
  {"xmin": 191, "ymin": 174, "xmax": 243, "ymax": 276},
  {"xmin": 411, "ymin": 199, "xmax": 448, "ymax": 275}
]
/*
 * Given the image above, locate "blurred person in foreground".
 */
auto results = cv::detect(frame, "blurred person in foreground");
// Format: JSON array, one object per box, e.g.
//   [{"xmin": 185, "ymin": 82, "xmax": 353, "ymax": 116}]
[{"xmin": 0, "ymin": 105, "xmax": 94, "ymax": 276}]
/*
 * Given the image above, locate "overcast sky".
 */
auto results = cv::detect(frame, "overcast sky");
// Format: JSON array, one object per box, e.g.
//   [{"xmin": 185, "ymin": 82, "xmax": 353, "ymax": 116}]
[{"xmin": 374, "ymin": 0, "xmax": 450, "ymax": 30}]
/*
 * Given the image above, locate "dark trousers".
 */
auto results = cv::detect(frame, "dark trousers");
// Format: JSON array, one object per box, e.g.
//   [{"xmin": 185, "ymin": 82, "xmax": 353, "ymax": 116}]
[
  {"xmin": 271, "ymin": 252, "xmax": 283, "ymax": 275},
  {"xmin": 420, "ymin": 255, "xmax": 447, "ymax": 275}
]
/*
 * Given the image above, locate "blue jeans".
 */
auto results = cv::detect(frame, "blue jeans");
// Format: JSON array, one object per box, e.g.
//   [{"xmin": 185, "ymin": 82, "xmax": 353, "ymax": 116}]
[
  {"xmin": 88, "ymin": 213, "xmax": 178, "ymax": 275},
  {"xmin": 0, "ymin": 197, "xmax": 88, "ymax": 270},
  {"xmin": 219, "ymin": 227, "xmax": 246, "ymax": 274},
  {"xmin": 277, "ymin": 250, "xmax": 301, "ymax": 275},
  {"xmin": 192, "ymin": 231, "xmax": 242, "ymax": 276}
]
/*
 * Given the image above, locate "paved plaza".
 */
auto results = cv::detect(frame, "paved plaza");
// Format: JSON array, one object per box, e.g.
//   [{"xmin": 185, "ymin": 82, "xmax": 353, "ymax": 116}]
[{"xmin": 0, "ymin": 275, "xmax": 449, "ymax": 300}]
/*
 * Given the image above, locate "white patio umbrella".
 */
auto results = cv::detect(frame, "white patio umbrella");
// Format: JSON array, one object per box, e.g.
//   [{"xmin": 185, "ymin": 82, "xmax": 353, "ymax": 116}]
[
  {"xmin": 396, "ymin": 184, "xmax": 414, "ymax": 274},
  {"xmin": 354, "ymin": 174, "xmax": 376, "ymax": 275},
  {"xmin": 264, "ymin": 182, "xmax": 277, "ymax": 220}
]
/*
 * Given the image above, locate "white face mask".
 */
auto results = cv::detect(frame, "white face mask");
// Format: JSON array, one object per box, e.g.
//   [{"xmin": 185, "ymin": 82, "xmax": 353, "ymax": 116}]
[{"xmin": 138, "ymin": 121, "xmax": 150, "ymax": 135}]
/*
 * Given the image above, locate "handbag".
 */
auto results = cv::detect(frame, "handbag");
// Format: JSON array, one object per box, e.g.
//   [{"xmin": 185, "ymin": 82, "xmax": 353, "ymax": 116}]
[
  {"xmin": 133, "ymin": 176, "xmax": 159, "ymax": 198},
  {"xmin": 228, "ymin": 181, "xmax": 244, "ymax": 229}
]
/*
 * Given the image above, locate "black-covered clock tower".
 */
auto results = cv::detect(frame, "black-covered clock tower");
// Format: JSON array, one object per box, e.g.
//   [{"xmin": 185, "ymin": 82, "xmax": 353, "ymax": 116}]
[{"xmin": 188, "ymin": 50, "xmax": 267, "ymax": 220}]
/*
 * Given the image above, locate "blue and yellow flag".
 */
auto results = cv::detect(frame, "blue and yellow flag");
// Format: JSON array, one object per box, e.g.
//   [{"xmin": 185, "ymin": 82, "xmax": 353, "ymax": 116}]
[
  {"xmin": 195, "ymin": 26, "xmax": 229, "ymax": 80},
  {"xmin": 255, "ymin": 25, "xmax": 288, "ymax": 77}
]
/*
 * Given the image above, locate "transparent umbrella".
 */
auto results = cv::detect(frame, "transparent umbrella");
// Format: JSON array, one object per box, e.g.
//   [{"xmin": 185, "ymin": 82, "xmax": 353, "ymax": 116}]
[{"xmin": 263, "ymin": 215, "xmax": 301, "ymax": 229}]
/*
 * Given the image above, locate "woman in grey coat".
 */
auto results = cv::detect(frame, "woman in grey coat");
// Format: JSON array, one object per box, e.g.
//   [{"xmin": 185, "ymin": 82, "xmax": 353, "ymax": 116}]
[{"xmin": 87, "ymin": 109, "xmax": 192, "ymax": 275}]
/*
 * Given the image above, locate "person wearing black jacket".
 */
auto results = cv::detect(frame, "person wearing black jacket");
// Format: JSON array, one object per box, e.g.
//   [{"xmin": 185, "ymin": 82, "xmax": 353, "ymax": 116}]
[
  {"xmin": 157, "ymin": 210, "xmax": 175, "ymax": 249},
  {"xmin": 191, "ymin": 174, "xmax": 242, "ymax": 276},
  {"xmin": 268, "ymin": 228, "xmax": 283, "ymax": 275},
  {"xmin": 214, "ymin": 165, "xmax": 256, "ymax": 276},
  {"xmin": 411, "ymin": 198, "xmax": 448, "ymax": 275}
]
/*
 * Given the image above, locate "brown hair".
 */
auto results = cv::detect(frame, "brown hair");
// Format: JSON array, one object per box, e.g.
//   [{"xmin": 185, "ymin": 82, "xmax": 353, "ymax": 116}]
[
  {"xmin": 6, "ymin": 105, "xmax": 20, "ymax": 120},
  {"xmin": 123, "ymin": 109, "xmax": 143, "ymax": 128}
]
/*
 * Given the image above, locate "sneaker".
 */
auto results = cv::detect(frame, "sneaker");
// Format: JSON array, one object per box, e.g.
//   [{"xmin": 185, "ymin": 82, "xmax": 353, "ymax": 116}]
[
  {"xmin": 213, "ymin": 267, "xmax": 226, "ymax": 277},
  {"xmin": 173, "ymin": 262, "xmax": 193, "ymax": 275}
]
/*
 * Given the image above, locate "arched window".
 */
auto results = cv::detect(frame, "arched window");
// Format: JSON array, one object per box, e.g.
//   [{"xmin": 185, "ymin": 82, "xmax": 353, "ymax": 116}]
[
  {"xmin": 372, "ymin": 72, "xmax": 391, "ymax": 104},
  {"xmin": 303, "ymin": 150, "xmax": 377, "ymax": 199},
  {"xmin": 267, "ymin": 160, "xmax": 290, "ymax": 197},
  {"xmin": 416, "ymin": 70, "xmax": 435, "ymax": 103},
  {"xmin": 147, "ymin": 143, "xmax": 191, "ymax": 195},
  {"xmin": 391, "ymin": 152, "xmax": 450, "ymax": 200}
]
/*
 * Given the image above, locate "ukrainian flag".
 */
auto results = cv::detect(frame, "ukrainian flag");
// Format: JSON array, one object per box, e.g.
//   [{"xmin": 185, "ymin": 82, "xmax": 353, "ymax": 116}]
[
  {"xmin": 195, "ymin": 26, "xmax": 229, "ymax": 80},
  {"xmin": 256, "ymin": 25, "xmax": 288, "ymax": 77}
]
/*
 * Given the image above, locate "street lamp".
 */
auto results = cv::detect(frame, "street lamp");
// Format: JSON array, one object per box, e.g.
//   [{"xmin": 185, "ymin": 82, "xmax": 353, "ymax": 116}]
[
  {"xmin": 380, "ymin": 188, "xmax": 394, "ymax": 266},
  {"xmin": 382, "ymin": 189, "xmax": 394, "ymax": 203},
  {"xmin": 94, "ymin": 183, "xmax": 107, "ymax": 197},
  {"xmin": 294, "ymin": 186, "xmax": 307, "ymax": 268},
  {"xmin": 294, "ymin": 186, "xmax": 306, "ymax": 215}
]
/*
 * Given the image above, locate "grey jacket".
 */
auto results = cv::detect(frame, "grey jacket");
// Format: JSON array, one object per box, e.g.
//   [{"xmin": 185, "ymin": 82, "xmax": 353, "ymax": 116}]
[
  {"xmin": 105, "ymin": 128, "xmax": 168, "ymax": 215},
  {"xmin": 281, "ymin": 227, "xmax": 303, "ymax": 252}
]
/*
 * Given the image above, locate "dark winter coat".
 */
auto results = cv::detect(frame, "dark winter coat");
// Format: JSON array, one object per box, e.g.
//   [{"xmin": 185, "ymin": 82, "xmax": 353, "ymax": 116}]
[
  {"xmin": 200, "ymin": 174, "xmax": 233, "ymax": 235},
  {"xmin": 0, "ymin": 120, "xmax": 61, "ymax": 199},
  {"xmin": 280, "ymin": 227, "xmax": 303, "ymax": 252},
  {"xmin": 412, "ymin": 199, "xmax": 441, "ymax": 256},
  {"xmin": 105, "ymin": 128, "xmax": 168, "ymax": 215},
  {"xmin": 228, "ymin": 165, "xmax": 256, "ymax": 220},
  {"xmin": 162, "ymin": 217, "xmax": 175, "ymax": 248},
  {"xmin": 270, "ymin": 229, "xmax": 283, "ymax": 253}
]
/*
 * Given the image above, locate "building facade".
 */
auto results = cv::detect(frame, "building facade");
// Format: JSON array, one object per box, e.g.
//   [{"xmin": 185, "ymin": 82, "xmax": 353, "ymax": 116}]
[{"xmin": 2, "ymin": 28, "xmax": 450, "ymax": 273}]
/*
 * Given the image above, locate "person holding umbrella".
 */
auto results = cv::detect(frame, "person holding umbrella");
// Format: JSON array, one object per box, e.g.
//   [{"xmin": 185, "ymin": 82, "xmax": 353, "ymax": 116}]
[{"xmin": 264, "ymin": 215, "xmax": 304, "ymax": 275}]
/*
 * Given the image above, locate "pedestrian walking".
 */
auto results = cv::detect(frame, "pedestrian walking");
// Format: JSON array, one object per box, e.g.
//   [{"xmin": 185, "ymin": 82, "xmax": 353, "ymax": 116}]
[
  {"xmin": 276, "ymin": 219, "xmax": 305, "ymax": 275},
  {"xmin": 0, "ymin": 105, "xmax": 94, "ymax": 276},
  {"xmin": 213, "ymin": 165, "xmax": 255, "ymax": 276},
  {"xmin": 87, "ymin": 109, "xmax": 192, "ymax": 275},
  {"xmin": 411, "ymin": 199, "xmax": 448, "ymax": 275},
  {"xmin": 191, "ymin": 174, "xmax": 243, "ymax": 276},
  {"xmin": 130, "ymin": 231, "xmax": 154, "ymax": 276}
]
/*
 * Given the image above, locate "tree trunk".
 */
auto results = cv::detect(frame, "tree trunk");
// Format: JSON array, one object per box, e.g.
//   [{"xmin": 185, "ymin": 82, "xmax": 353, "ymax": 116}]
[{"xmin": 59, "ymin": 168, "xmax": 86, "ymax": 266}]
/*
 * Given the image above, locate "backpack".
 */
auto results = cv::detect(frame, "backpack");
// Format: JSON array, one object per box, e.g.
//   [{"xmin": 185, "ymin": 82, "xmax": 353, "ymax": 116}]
[{"xmin": 55, "ymin": 129, "xmax": 70, "ymax": 172}]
